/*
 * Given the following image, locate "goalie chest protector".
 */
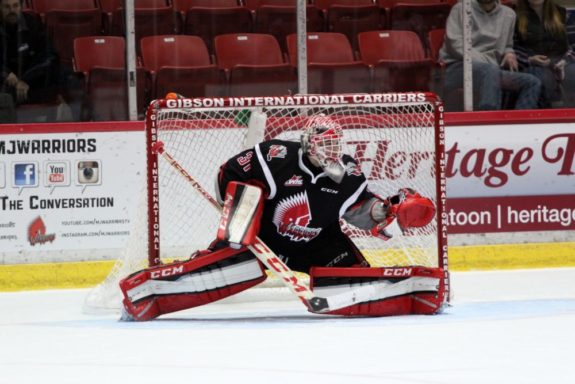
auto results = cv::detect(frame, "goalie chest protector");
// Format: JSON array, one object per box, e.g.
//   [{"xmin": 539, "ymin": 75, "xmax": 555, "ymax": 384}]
[{"xmin": 219, "ymin": 140, "xmax": 369, "ymax": 258}]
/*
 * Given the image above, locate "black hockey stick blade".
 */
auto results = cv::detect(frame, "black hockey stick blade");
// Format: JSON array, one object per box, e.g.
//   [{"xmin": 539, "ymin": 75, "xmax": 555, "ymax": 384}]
[{"xmin": 307, "ymin": 296, "xmax": 330, "ymax": 313}]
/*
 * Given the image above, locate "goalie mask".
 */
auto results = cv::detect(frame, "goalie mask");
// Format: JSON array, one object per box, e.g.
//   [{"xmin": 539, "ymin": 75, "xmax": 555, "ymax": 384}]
[{"xmin": 301, "ymin": 114, "xmax": 345, "ymax": 183}]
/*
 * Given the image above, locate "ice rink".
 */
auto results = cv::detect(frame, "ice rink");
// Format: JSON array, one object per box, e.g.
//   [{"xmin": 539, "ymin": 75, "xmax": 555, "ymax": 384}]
[{"xmin": 1, "ymin": 268, "xmax": 574, "ymax": 384}]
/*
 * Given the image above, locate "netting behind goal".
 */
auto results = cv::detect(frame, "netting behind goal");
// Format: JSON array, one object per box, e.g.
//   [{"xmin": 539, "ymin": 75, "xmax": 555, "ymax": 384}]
[{"xmin": 84, "ymin": 93, "xmax": 448, "ymax": 313}]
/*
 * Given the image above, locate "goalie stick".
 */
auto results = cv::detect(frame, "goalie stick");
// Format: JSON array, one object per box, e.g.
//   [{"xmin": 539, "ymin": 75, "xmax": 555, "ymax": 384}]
[{"xmin": 152, "ymin": 141, "xmax": 410, "ymax": 314}]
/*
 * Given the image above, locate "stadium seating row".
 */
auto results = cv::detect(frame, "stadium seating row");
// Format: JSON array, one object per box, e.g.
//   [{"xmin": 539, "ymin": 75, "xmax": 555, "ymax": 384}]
[
  {"xmin": 73, "ymin": 30, "xmax": 446, "ymax": 120},
  {"xmin": 22, "ymin": 0, "xmax": 452, "ymax": 68},
  {"xmin": 24, "ymin": 0, "xmax": 455, "ymax": 13}
]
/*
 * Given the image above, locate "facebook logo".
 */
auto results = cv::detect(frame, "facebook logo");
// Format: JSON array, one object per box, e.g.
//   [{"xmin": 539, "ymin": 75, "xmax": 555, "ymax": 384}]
[{"xmin": 14, "ymin": 163, "xmax": 38, "ymax": 187}]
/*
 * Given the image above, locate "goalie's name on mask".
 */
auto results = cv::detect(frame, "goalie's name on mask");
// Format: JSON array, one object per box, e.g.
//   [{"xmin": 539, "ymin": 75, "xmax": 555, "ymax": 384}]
[{"xmin": 165, "ymin": 93, "xmax": 428, "ymax": 109}]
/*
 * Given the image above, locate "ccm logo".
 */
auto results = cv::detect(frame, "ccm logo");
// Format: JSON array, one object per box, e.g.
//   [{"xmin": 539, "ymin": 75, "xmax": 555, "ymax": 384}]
[
  {"xmin": 321, "ymin": 187, "xmax": 338, "ymax": 194},
  {"xmin": 151, "ymin": 265, "xmax": 184, "ymax": 279},
  {"xmin": 383, "ymin": 268, "xmax": 412, "ymax": 277}
]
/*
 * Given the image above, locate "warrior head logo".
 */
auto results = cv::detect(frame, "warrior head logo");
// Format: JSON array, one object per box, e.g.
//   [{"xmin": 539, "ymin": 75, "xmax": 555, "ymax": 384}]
[{"xmin": 272, "ymin": 191, "xmax": 322, "ymax": 242}]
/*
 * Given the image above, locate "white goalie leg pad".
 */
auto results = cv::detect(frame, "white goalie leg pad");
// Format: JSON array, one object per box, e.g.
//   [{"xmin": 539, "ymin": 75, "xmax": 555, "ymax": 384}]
[
  {"xmin": 217, "ymin": 181, "xmax": 264, "ymax": 246},
  {"xmin": 120, "ymin": 247, "xmax": 266, "ymax": 321},
  {"xmin": 309, "ymin": 266, "xmax": 446, "ymax": 316}
]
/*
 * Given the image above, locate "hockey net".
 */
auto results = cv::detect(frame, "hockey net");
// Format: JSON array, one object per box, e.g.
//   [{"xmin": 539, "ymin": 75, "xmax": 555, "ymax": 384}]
[{"xmin": 84, "ymin": 93, "xmax": 448, "ymax": 313}]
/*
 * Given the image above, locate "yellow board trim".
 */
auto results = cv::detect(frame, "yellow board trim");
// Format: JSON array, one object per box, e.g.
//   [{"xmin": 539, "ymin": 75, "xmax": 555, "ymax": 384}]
[
  {"xmin": 0, "ymin": 260, "xmax": 114, "ymax": 292},
  {"xmin": 449, "ymin": 242, "xmax": 575, "ymax": 271},
  {"xmin": 1, "ymin": 242, "xmax": 575, "ymax": 291}
]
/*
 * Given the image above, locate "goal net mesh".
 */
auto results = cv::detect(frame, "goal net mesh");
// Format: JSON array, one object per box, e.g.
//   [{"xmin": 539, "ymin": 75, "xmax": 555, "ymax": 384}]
[{"xmin": 84, "ymin": 93, "xmax": 447, "ymax": 313}]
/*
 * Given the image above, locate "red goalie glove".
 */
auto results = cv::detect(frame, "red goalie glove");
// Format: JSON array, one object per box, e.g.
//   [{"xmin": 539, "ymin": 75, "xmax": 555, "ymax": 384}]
[
  {"xmin": 393, "ymin": 188, "xmax": 436, "ymax": 230},
  {"xmin": 370, "ymin": 188, "xmax": 435, "ymax": 240}
]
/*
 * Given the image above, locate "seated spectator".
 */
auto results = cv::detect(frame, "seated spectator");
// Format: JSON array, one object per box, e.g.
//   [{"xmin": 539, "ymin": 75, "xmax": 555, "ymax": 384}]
[
  {"xmin": 514, "ymin": 0, "xmax": 575, "ymax": 108},
  {"xmin": 0, "ymin": 0, "xmax": 62, "ymax": 122},
  {"xmin": 440, "ymin": 0, "xmax": 541, "ymax": 110}
]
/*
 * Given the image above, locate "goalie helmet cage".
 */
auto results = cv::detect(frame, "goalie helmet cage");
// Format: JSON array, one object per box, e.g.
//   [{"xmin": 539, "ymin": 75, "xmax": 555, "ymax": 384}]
[{"xmin": 84, "ymin": 92, "xmax": 449, "ymax": 313}]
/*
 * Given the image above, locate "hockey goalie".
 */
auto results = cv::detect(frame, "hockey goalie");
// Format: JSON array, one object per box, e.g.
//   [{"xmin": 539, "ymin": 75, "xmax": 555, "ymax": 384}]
[{"xmin": 120, "ymin": 114, "xmax": 445, "ymax": 321}]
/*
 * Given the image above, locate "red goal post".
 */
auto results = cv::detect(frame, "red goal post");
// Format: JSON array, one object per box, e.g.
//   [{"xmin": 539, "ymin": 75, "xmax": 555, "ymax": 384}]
[{"xmin": 84, "ymin": 92, "xmax": 449, "ymax": 313}]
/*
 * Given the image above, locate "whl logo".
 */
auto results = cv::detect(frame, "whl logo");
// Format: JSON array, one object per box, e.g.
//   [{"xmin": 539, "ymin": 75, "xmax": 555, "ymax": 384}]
[
  {"xmin": 284, "ymin": 175, "xmax": 303, "ymax": 186},
  {"xmin": 28, "ymin": 217, "xmax": 56, "ymax": 246}
]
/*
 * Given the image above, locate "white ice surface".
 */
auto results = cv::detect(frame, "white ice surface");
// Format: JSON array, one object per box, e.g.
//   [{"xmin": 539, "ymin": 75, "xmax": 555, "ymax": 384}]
[{"xmin": 1, "ymin": 268, "xmax": 575, "ymax": 384}]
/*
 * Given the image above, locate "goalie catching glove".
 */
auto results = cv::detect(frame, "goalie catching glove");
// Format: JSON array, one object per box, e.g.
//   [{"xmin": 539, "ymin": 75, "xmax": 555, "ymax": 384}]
[{"xmin": 369, "ymin": 188, "xmax": 435, "ymax": 240}]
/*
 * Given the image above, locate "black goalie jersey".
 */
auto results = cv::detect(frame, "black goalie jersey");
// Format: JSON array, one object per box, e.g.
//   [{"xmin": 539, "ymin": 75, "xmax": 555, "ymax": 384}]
[{"xmin": 217, "ymin": 140, "xmax": 372, "ymax": 272}]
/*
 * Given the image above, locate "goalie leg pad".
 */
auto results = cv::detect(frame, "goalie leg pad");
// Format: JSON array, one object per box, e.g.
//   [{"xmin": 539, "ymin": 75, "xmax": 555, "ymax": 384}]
[
  {"xmin": 309, "ymin": 266, "xmax": 445, "ymax": 316},
  {"xmin": 120, "ymin": 247, "xmax": 267, "ymax": 321}
]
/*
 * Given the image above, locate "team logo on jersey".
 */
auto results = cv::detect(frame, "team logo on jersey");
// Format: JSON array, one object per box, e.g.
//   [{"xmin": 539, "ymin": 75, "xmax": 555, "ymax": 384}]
[
  {"xmin": 272, "ymin": 191, "xmax": 322, "ymax": 242},
  {"xmin": 284, "ymin": 175, "xmax": 303, "ymax": 186},
  {"xmin": 345, "ymin": 162, "xmax": 362, "ymax": 176},
  {"xmin": 267, "ymin": 145, "xmax": 287, "ymax": 161}
]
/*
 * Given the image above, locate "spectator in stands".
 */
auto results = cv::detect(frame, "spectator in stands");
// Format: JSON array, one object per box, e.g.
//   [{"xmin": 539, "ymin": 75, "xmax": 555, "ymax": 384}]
[
  {"xmin": 0, "ymin": 0, "xmax": 62, "ymax": 122},
  {"xmin": 440, "ymin": 0, "xmax": 541, "ymax": 110},
  {"xmin": 514, "ymin": 0, "xmax": 575, "ymax": 108}
]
